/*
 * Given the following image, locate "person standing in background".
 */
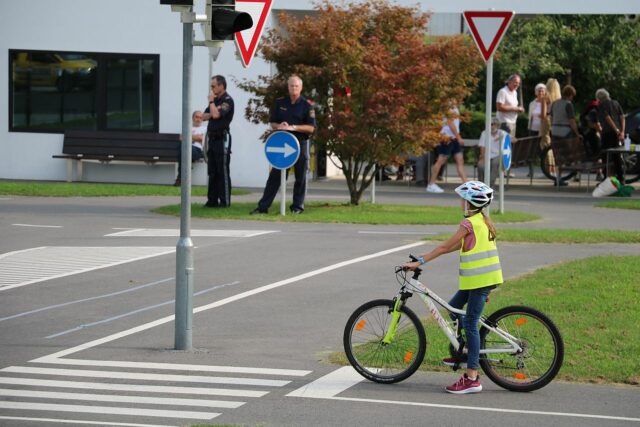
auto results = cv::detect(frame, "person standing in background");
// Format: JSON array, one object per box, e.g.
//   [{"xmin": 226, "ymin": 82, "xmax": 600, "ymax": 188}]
[
  {"xmin": 595, "ymin": 88, "xmax": 626, "ymax": 184},
  {"xmin": 496, "ymin": 74, "xmax": 524, "ymax": 138},
  {"xmin": 528, "ymin": 83, "xmax": 547, "ymax": 137},
  {"xmin": 203, "ymin": 75, "xmax": 234, "ymax": 208}
]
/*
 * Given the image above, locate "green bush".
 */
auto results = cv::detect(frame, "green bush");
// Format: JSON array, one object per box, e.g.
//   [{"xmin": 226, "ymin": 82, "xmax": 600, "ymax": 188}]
[{"xmin": 461, "ymin": 110, "xmax": 530, "ymax": 139}]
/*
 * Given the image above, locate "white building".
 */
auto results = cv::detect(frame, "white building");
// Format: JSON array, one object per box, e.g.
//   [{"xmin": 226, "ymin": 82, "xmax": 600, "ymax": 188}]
[{"xmin": 0, "ymin": 0, "xmax": 633, "ymax": 186}]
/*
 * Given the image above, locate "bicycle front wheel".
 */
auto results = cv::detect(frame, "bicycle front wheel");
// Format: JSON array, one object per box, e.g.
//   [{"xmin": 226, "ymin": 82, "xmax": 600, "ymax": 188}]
[
  {"xmin": 480, "ymin": 305, "xmax": 564, "ymax": 392},
  {"xmin": 343, "ymin": 299, "xmax": 426, "ymax": 384}
]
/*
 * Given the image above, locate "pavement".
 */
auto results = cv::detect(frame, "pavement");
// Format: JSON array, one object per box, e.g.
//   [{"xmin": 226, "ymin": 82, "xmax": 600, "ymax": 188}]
[{"xmin": 0, "ymin": 169, "xmax": 639, "ymax": 427}]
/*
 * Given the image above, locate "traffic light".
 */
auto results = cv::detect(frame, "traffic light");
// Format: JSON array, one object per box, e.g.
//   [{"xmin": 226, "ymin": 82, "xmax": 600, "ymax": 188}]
[{"xmin": 208, "ymin": 0, "xmax": 253, "ymax": 41}]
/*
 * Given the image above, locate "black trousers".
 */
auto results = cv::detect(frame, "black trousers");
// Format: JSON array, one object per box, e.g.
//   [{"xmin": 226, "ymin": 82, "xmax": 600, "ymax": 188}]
[
  {"xmin": 207, "ymin": 134, "xmax": 231, "ymax": 207},
  {"xmin": 601, "ymin": 131, "xmax": 626, "ymax": 183},
  {"xmin": 257, "ymin": 152, "xmax": 308, "ymax": 212}
]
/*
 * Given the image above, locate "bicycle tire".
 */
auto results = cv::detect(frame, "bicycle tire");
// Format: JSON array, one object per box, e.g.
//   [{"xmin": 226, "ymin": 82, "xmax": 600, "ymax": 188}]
[
  {"xmin": 539, "ymin": 146, "xmax": 577, "ymax": 182},
  {"xmin": 343, "ymin": 299, "xmax": 426, "ymax": 384},
  {"xmin": 479, "ymin": 305, "xmax": 564, "ymax": 392}
]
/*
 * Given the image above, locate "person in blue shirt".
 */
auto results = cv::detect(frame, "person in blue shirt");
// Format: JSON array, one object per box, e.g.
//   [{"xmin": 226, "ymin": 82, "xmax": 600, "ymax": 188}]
[
  {"xmin": 251, "ymin": 75, "xmax": 316, "ymax": 214},
  {"xmin": 203, "ymin": 75, "xmax": 234, "ymax": 208}
]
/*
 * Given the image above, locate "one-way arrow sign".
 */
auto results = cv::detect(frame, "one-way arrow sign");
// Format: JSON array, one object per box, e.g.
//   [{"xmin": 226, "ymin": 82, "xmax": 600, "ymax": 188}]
[{"xmin": 264, "ymin": 131, "xmax": 300, "ymax": 170}]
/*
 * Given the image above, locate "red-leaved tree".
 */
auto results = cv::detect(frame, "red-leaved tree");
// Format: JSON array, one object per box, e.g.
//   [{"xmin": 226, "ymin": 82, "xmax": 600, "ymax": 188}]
[{"xmin": 239, "ymin": 0, "xmax": 482, "ymax": 204}]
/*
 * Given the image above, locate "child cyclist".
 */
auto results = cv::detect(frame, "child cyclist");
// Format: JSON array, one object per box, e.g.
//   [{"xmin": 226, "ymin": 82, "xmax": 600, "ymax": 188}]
[{"xmin": 403, "ymin": 181, "xmax": 503, "ymax": 394}]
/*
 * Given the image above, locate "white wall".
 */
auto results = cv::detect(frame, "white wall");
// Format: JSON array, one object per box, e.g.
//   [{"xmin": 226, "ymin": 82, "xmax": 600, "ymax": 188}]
[{"xmin": 0, "ymin": 0, "xmax": 273, "ymax": 186}]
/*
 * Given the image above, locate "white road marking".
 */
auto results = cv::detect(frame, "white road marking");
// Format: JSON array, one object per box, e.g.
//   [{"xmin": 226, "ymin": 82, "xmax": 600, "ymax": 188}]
[
  {"xmin": 105, "ymin": 228, "xmax": 278, "ymax": 237},
  {"xmin": 31, "ymin": 241, "xmax": 425, "ymax": 362},
  {"xmin": 358, "ymin": 231, "xmax": 438, "ymax": 235},
  {"xmin": 0, "ymin": 416, "xmax": 173, "ymax": 427},
  {"xmin": 287, "ymin": 366, "xmax": 366, "ymax": 398},
  {"xmin": 45, "ymin": 281, "xmax": 240, "ymax": 338},
  {"xmin": 288, "ymin": 367, "xmax": 640, "ymax": 423},
  {"xmin": 0, "ymin": 377, "xmax": 268, "ymax": 397},
  {"xmin": 35, "ymin": 358, "xmax": 311, "ymax": 376},
  {"xmin": 0, "ymin": 402, "xmax": 219, "ymax": 420},
  {"xmin": 12, "ymin": 223, "xmax": 63, "ymax": 228},
  {"xmin": 0, "ymin": 246, "xmax": 175, "ymax": 291},
  {"xmin": 1, "ymin": 366, "xmax": 290, "ymax": 387},
  {"xmin": 0, "ymin": 277, "xmax": 173, "ymax": 323},
  {"xmin": 0, "ymin": 388, "xmax": 245, "ymax": 408}
]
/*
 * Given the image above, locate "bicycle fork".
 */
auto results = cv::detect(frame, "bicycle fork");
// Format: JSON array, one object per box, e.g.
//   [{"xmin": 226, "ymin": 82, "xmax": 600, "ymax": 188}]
[{"xmin": 382, "ymin": 295, "xmax": 406, "ymax": 344}]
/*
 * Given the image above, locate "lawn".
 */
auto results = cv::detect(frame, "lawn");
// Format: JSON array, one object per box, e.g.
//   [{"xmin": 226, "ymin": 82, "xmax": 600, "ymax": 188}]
[
  {"xmin": 425, "ymin": 228, "xmax": 640, "ymax": 244},
  {"xmin": 0, "ymin": 181, "xmax": 248, "ymax": 197},
  {"xmin": 153, "ymin": 201, "xmax": 540, "ymax": 225}
]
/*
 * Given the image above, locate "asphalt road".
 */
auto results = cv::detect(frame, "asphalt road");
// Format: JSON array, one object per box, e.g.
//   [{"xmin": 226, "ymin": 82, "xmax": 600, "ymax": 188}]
[{"xmin": 0, "ymin": 181, "xmax": 639, "ymax": 427}]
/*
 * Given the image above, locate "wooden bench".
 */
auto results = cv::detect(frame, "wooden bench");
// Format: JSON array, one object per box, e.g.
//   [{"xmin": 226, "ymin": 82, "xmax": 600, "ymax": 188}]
[
  {"xmin": 550, "ymin": 136, "xmax": 601, "ymax": 191},
  {"xmin": 53, "ymin": 130, "xmax": 183, "ymax": 182},
  {"xmin": 508, "ymin": 135, "xmax": 541, "ymax": 185}
]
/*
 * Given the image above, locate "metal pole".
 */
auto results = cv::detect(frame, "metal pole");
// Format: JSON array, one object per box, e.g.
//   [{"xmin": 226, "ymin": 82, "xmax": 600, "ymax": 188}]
[
  {"xmin": 499, "ymin": 134, "xmax": 505, "ymax": 214},
  {"xmin": 370, "ymin": 168, "xmax": 376, "ymax": 204},
  {"xmin": 484, "ymin": 55, "xmax": 493, "ymax": 192},
  {"xmin": 175, "ymin": 12, "xmax": 194, "ymax": 351},
  {"xmin": 280, "ymin": 169, "xmax": 286, "ymax": 216}
]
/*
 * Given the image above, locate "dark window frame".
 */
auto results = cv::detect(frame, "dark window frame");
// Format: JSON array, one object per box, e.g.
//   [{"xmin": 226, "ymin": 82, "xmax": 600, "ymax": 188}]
[{"xmin": 8, "ymin": 49, "xmax": 160, "ymax": 134}]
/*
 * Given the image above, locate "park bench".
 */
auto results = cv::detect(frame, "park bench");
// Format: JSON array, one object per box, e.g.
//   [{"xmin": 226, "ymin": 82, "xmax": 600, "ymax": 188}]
[
  {"xmin": 52, "ymin": 130, "xmax": 184, "ymax": 182},
  {"xmin": 550, "ymin": 136, "xmax": 601, "ymax": 191},
  {"xmin": 507, "ymin": 135, "xmax": 541, "ymax": 185}
]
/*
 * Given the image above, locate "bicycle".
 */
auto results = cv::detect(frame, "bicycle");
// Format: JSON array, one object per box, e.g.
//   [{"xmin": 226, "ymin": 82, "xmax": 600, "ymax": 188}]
[{"xmin": 343, "ymin": 256, "xmax": 564, "ymax": 392}]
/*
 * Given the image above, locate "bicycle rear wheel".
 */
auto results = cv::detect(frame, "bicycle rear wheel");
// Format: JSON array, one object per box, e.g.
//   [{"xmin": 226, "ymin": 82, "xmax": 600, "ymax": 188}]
[
  {"xmin": 539, "ymin": 146, "xmax": 576, "ymax": 182},
  {"xmin": 480, "ymin": 305, "xmax": 564, "ymax": 392},
  {"xmin": 343, "ymin": 299, "xmax": 426, "ymax": 384}
]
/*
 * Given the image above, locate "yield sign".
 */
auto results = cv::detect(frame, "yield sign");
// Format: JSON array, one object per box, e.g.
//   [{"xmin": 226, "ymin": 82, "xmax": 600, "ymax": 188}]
[
  {"xmin": 463, "ymin": 11, "xmax": 515, "ymax": 62},
  {"xmin": 235, "ymin": 0, "xmax": 273, "ymax": 68}
]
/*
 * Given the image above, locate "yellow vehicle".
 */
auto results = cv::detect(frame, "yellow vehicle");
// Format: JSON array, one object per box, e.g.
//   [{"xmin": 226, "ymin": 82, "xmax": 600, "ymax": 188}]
[{"xmin": 13, "ymin": 52, "xmax": 97, "ymax": 92}]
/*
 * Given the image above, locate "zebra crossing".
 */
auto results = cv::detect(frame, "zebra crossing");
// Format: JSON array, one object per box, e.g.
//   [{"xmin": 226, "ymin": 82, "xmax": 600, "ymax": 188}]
[{"xmin": 0, "ymin": 357, "xmax": 311, "ymax": 426}]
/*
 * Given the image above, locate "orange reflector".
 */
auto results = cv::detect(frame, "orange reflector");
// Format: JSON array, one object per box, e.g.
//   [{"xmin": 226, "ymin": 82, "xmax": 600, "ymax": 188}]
[
  {"xmin": 515, "ymin": 318, "xmax": 527, "ymax": 326},
  {"xmin": 404, "ymin": 351, "xmax": 413, "ymax": 364},
  {"xmin": 514, "ymin": 373, "xmax": 527, "ymax": 380},
  {"xmin": 355, "ymin": 320, "xmax": 366, "ymax": 331}
]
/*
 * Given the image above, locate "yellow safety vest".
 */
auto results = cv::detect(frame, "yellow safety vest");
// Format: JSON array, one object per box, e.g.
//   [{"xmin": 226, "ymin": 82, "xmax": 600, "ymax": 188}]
[{"xmin": 459, "ymin": 213, "xmax": 503, "ymax": 290}]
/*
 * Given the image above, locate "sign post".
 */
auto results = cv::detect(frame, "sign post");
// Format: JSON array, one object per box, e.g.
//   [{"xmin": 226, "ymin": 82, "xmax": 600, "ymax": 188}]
[
  {"xmin": 463, "ymin": 11, "xmax": 515, "ymax": 204},
  {"xmin": 264, "ymin": 131, "xmax": 300, "ymax": 216},
  {"xmin": 500, "ymin": 133, "xmax": 512, "ymax": 214}
]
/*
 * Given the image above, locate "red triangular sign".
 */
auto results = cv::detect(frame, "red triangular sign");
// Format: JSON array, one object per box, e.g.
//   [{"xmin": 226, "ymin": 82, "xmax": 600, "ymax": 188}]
[
  {"xmin": 463, "ymin": 11, "xmax": 515, "ymax": 62},
  {"xmin": 234, "ymin": 0, "xmax": 273, "ymax": 68}
]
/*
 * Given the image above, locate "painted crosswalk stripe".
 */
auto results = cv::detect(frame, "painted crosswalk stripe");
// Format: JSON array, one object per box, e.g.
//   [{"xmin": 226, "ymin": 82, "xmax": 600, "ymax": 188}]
[
  {"xmin": 0, "ymin": 388, "xmax": 244, "ymax": 408},
  {"xmin": 105, "ymin": 228, "xmax": 278, "ymax": 237},
  {"xmin": 0, "ymin": 416, "xmax": 173, "ymax": 427},
  {"xmin": 2, "ymin": 366, "xmax": 290, "ymax": 387},
  {"xmin": 0, "ymin": 402, "xmax": 219, "ymax": 420},
  {"xmin": 0, "ymin": 377, "xmax": 268, "ymax": 397},
  {"xmin": 37, "ymin": 357, "xmax": 311, "ymax": 376},
  {"xmin": 0, "ymin": 247, "xmax": 175, "ymax": 291},
  {"xmin": 287, "ymin": 366, "xmax": 366, "ymax": 398}
]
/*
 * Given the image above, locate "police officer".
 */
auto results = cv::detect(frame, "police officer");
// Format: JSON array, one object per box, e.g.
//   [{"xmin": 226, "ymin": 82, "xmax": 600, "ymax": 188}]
[
  {"xmin": 203, "ymin": 75, "xmax": 234, "ymax": 208},
  {"xmin": 251, "ymin": 75, "xmax": 316, "ymax": 214}
]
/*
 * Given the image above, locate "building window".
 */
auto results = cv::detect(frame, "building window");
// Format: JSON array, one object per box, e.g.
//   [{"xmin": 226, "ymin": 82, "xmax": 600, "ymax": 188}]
[{"xmin": 9, "ymin": 50, "xmax": 159, "ymax": 133}]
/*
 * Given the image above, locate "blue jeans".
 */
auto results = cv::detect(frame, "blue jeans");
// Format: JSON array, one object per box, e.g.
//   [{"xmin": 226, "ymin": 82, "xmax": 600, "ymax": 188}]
[{"xmin": 448, "ymin": 286, "xmax": 494, "ymax": 370}]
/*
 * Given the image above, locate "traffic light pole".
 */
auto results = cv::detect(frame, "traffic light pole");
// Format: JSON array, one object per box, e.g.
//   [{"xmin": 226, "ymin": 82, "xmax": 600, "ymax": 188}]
[{"xmin": 175, "ymin": 9, "xmax": 195, "ymax": 351}]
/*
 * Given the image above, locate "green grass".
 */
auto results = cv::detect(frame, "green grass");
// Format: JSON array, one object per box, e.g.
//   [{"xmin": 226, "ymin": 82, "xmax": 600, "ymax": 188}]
[
  {"xmin": 153, "ymin": 201, "xmax": 539, "ymax": 224},
  {"xmin": 0, "ymin": 181, "xmax": 248, "ymax": 197},
  {"xmin": 332, "ymin": 256, "xmax": 640, "ymax": 385},
  {"xmin": 595, "ymin": 199, "xmax": 640, "ymax": 210},
  {"xmin": 424, "ymin": 228, "xmax": 640, "ymax": 244}
]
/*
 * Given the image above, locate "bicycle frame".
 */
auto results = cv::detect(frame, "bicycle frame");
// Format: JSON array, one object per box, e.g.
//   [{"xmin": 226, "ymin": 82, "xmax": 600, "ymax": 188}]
[{"xmin": 399, "ymin": 276, "xmax": 523, "ymax": 356}]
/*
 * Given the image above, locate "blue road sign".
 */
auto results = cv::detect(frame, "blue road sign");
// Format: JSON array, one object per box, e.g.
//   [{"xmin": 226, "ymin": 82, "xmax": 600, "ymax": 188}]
[
  {"xmin": 264, "ymin": 131, "xmax": 300, "ymax": 170},
  {"xmin": 502, "ymin": 133, "xmax": 512, "ymax": 171}
]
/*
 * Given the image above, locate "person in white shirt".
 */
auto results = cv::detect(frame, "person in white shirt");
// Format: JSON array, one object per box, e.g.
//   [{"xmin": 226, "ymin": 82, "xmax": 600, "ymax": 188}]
[
  {"xmin": 528, "ymin": 83, "xmax": 547, "ymax": 136},
  {"xmin": 496, "ymin": 74, "xmax": 524, "ymax": 137},
  {"xmin": 174, "ymin": 110, "xmax": 207, "ymax": 186},
  {"xmin": 426, "ymin": 102, "xmax": 468, "ymax": 194},
  {"xmin": 477, "ymin": 117, "xmax": 506, "ymax": 188}
]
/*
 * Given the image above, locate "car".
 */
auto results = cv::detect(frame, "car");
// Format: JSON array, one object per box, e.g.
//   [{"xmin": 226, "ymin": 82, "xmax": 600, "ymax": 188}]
[{"xmin": 625, "ymin": 107, "xmax": 640, "ymax": 144}]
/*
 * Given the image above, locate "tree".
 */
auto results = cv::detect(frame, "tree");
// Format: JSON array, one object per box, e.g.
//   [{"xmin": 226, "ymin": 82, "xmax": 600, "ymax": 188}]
[
  {"xmin": 239, "ymin": 0, "xmax": 482, "ymax": 205},
  {"xmin": 468, "ymin": 15, "xmax": 640, "ymax": 112}
]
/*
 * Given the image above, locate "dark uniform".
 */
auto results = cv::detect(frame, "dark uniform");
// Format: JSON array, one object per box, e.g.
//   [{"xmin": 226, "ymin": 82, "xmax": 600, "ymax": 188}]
[
  {"xmin": 256, "ymin": 96, "xmax": 316, "ymax": 213},
  {"xmin": 204, "ymin": 92, "xmax": 234, "ymax": 207}
]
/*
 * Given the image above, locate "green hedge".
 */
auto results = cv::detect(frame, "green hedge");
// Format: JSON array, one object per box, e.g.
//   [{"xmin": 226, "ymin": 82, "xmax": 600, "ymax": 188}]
[{"xmin": 460, "ymin": 111, "xmax": 530, "ymax": 139}]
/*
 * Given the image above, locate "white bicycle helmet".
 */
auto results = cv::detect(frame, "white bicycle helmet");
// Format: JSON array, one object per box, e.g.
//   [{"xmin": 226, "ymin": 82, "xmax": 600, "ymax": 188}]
[{"xmin": 455, "ymin": 180, "xmax": 494, "ymax": 208}]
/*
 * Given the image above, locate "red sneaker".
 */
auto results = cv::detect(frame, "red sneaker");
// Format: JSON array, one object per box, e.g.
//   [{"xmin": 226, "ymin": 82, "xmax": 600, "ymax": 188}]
[{"xmin": 445, "ymin": 374, "xmax": 482, "ymax": 394}]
